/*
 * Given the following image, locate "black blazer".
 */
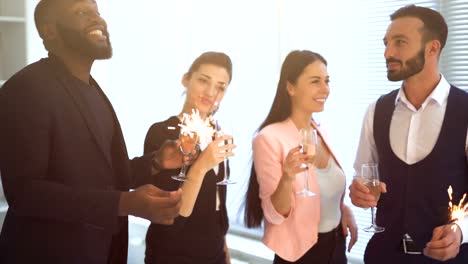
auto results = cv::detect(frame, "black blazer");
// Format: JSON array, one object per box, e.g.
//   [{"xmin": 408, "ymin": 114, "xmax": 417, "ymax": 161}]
[{"xmin": 0, "ymin": 56, "xmax": 152, "ymax": 264}]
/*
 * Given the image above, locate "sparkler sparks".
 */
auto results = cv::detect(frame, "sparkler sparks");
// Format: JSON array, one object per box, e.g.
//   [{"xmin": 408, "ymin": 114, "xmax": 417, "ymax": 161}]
[
  {"xmin": 178, "ymin": 109, "xmax": 216, "ymax": 147},
  {"xmin": 447, "ymin": 185, "xmax": 468, "ymax": 232}
]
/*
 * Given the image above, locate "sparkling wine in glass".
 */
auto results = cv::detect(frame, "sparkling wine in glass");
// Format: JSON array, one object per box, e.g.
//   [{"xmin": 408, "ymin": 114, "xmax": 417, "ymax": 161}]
[
  {"xmin": 361, "ymin": 163, "xmax": 385, "ymax": 233},
  {"xmin": 171, "ymin": 131, "xmax": 198, "ymax": 182},
  {"xmin": 296, "ymin": 127, "xmax": 317, "ymax": 197},
  {"xmin": 215, "ymin": 120, "xmax": 236, "ymax": 185}
]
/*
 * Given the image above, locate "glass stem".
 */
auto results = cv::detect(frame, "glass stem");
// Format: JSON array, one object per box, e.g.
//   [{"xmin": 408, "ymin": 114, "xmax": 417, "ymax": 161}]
[
  {"xmin": 223, "ymin": 158, "xmax": 228, "ymax": 181},
  {"xmin": 303, "ymin": 169, "xmax": 309, "ymax": 191},
  {"xmin": 371, "ymin": 207, "xmax": 376, "ymax": 226},
  {"xmin": 179, "ymin": 162, "xmax": 187, "ymax": 176}
]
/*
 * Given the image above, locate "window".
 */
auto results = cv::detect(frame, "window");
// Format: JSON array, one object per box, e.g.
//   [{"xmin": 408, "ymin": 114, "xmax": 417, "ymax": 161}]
[{"xmin": 440, "ymin": 0, "xmax": 468, "ymax": 91}]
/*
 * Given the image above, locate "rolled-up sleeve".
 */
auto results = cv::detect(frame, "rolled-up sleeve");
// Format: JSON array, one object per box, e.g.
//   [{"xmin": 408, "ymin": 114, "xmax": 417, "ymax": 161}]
[
  {"xmin": 459, "ymin": 217, "xmax": 468, "ymax": 244},
  {"xmin": 253, "ymin": 133, "xmax": 295, "ymax": 225}
]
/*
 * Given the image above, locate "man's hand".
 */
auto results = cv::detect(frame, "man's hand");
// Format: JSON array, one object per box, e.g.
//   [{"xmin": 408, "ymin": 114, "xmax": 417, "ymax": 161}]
[
  {"xmin": 119, "ymin": 184, "xmax": 182, "ymax": 225},
  {"xmin": 423, "ymin": 223, "xmax": 462, "ymax": 261},
  {"xmin": 155, "ymin": 140, "xmax": 196, "ymax": 170},
  {"xmin": 348, "ymin": 178, "xmax": 387, "ymax": 208}
]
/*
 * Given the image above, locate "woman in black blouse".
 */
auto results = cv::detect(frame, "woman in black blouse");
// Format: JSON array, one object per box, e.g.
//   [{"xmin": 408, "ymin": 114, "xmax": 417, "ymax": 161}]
[{"xmin": 143, "ymin": 52, "xmax": 234, "ymax": 264}]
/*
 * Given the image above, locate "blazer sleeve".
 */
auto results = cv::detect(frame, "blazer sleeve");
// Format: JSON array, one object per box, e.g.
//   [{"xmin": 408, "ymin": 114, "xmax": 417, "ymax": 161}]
[
  {"xmin": 0, "ymin": 76, "xmax": 121, "ymax": 234},
  {"xmin": 130, "ymin": 121, "xmax": 171, "ymax": 188},
  {"xmin": 129, "ymin": 154, "xmax": 153, "ymax": 188},
  {"xmin": 144, "ymin": 122, "xmax": 163, "ymax": 154},
  {"xmin": 253, "ymin": 132, "xmax": 295, "ymax": 225}
]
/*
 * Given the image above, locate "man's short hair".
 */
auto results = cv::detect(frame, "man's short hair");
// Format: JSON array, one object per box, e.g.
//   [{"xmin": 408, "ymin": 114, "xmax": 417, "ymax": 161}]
[{"xmin": 391, "ymin": 5, "xmax": 448, "ymax": 51}]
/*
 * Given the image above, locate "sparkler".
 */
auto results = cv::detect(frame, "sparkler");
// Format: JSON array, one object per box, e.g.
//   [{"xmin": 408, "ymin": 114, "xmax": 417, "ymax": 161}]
[
  {"xmin": 168, "ymin": 96, "xmax": 220, "ymax": 147},
  {"xmin": 447, "ymin": 185, "xmax": 468, "ymax": 232},
  {"xmin": 178, "ymin": 109, "xmax": 216, "ymax": 147}
]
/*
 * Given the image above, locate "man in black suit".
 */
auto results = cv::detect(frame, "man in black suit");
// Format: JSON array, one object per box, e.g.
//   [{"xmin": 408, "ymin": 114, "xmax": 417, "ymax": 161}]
[{"xmin": 0, "ymin": 0, "xmax": 185, "ymax": 263}]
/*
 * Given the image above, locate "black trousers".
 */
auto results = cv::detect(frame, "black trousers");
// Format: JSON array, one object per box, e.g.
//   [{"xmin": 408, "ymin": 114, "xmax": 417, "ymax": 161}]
[
  {"xmin": 145, "ymin": 247, "xmax": 226, "ymax": 264},
  {"xmin": 273, "ymin": 226, "xmax": 347, "ymax": 264}
]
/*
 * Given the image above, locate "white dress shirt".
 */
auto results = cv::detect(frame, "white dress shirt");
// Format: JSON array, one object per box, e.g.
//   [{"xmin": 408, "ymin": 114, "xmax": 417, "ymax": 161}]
[{"xmin": 354, "ymin": 74, "xmax": 468, "ymax": 244}]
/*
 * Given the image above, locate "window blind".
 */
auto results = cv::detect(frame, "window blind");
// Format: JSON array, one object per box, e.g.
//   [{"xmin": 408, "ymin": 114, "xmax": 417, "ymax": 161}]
[{"xmin": 440, "ymin": 0, "xmax": 468, "ymax": 91}]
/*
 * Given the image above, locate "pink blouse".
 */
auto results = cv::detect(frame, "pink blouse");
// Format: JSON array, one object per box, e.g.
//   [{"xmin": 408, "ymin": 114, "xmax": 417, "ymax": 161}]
[{"xmin": 252, "ymin": 118, "xmax": 342, "ymax": 262}]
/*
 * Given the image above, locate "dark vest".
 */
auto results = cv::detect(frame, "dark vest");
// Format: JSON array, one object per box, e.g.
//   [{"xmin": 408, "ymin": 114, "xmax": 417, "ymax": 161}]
[{"xmin": 365, "ymin": 86, "xmax": 468, "ymax": 263}]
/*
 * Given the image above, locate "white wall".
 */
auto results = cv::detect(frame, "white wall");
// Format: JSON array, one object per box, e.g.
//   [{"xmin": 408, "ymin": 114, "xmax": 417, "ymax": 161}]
[
  {"xmin": 24, "ymin": 0, "xmax": 285, "ymax": 226},
  {"xmin": 97, "ymin": 1, "xmax": 289, "ymax": 225},
  {"xmin": 23, "ymin": 0, "xmax": 376, "ymax": 230},
  {"xmin": 21, "ymin": 1, "xmax": 410, "ymax": 262}
]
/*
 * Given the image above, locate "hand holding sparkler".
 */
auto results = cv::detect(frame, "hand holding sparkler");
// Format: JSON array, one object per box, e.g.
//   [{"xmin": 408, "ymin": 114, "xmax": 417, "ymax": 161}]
[
  {"xmin": 424, "ymin": 223, "xmax": 462, "ymax": 261},
  {"xmin": 423, "ymin": 185, "xmax": 466, "ymax": 261}
]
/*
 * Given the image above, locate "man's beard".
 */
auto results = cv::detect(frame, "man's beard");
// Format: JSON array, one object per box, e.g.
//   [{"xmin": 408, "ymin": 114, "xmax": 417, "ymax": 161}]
[
  {"xmin": 56, "ymin": 23, "xmax": 113, "ymax": 60},
  {"xmin": 386, "ymin": 48, "xmax": 425, "ymax": 81}
]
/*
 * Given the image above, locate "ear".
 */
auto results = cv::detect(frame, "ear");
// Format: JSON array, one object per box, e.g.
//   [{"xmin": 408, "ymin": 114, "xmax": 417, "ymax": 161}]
[
  {"xmin": 181, "ymin": 73, "xmax": 190, "ymax": 88},
  {"xmin": 38, "ymin": 23, "xmax": 58, "ymax": 41},
  {"xmin": 286, "ymin": 81, "xmax": 296, "ymax": 96},
  {"xmin": 427, "ymin": 39, "xmax": 441, "ymax": 57}
]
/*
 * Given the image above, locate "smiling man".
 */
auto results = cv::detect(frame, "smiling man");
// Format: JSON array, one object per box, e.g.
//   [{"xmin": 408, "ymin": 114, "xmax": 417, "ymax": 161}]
[
  {"xmin": 349, "ymin": 5, "xmax": 468, "ymax": 264},
  {"xmin": 0, "ymin": 1, "xmax": 185, "ymax": 263}
]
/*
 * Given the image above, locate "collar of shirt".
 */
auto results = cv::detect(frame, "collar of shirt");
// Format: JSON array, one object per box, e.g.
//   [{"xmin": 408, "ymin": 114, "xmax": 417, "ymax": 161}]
[{"xmin": 394, "ymin": 74, "xmax": 450, "ymax": 112}]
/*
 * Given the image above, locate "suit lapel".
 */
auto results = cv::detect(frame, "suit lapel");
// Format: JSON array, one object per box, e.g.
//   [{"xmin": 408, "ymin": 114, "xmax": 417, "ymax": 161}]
[{"xmin": 46, "ymin": 57, "xmax": 113, "ymax": 168}]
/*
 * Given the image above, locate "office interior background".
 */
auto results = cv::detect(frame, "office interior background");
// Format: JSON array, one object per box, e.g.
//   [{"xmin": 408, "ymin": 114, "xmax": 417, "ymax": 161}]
[{"xmin": 0, "ymin": 0, "xmax": 467, "ymax": 263}]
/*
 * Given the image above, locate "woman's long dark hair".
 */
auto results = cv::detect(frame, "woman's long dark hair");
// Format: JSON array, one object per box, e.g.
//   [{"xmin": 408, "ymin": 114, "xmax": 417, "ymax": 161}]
[{"xmin": 244, "ymin": 50, "xmax": 327, "ymax": 228}]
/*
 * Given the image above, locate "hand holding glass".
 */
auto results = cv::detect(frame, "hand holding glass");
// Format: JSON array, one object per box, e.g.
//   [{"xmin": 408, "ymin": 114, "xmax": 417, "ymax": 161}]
[
  {"xmin": 296, "ymin": 127, "xmax": 317, "ymax": 197},
  {"xmin": 361, "ymin": 163, "xmax": 385, "ymax": 233}
]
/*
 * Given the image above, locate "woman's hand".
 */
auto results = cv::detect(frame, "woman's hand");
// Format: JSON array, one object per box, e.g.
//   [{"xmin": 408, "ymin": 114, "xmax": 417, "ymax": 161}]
[
  {"xmin": 282, "ymin": 145, "xmax": 308, "ymax": 182},
  {"xmin": 224, "ymin": 237, "xmax": 231, "ymax": 264},
  {"xmin": 341, "ymin": 204, "xmax": 358, "ymax": 252},
  {"xmin": 193, "ymin": 134, "xmax": 236, "ymax": 175}
]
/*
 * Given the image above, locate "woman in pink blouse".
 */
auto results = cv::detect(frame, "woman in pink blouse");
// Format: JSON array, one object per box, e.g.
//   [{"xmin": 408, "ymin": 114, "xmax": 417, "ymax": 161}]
[{"xmin": 244, "ymin": 50, "xmax": 357, "ymax": 264}]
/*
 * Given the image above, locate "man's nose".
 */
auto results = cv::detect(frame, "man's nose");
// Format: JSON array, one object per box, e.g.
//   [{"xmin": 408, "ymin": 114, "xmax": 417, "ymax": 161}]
[{"xmin": 384, "ymin": 45, "xmax": 395, "ymax": 60}]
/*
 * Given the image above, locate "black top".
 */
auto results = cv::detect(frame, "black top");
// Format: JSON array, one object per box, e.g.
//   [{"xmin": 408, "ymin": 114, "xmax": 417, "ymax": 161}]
[
  {"xmin": 143, "ymin": 116, "xmax": 229, "ymax": 264},
  {"xmin": 364, "ymin": 86, "xmax": 468, "ymax": 263}
]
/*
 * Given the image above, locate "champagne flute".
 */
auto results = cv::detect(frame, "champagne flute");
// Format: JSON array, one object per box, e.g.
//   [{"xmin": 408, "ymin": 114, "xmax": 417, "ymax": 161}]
[
  {"xmin": 296, "ymin": 127, "xmax": 317, "ymax": 197},
  {"xmin": 171, "ymin": 130, "xmax": 199, "ymax": 182},
  {"xmin": 215, "ymin": 120, "xmax": 236, "ymax": 185},
  {"xmin": 361, "ymin": 163, "xmax": 385, "ymax": 233}
]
